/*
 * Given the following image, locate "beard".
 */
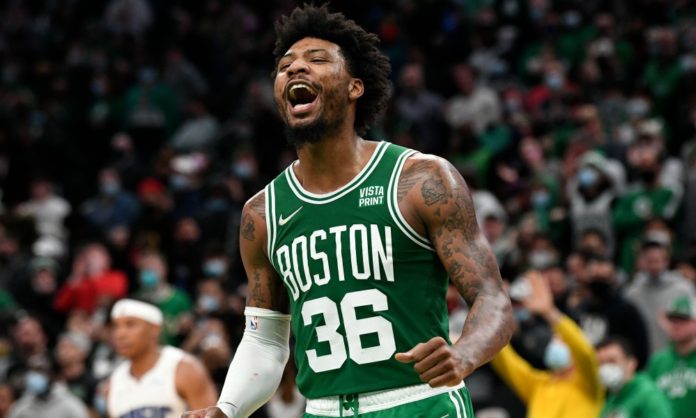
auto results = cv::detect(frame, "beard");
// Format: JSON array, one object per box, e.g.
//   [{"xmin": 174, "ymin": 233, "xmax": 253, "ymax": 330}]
[
  {"xmin": 284, "ymin": 116, "xmax": 342, "ymax": 147},
  {"xmin": 282, "ymin": 85, "xmax": 348, "ymax": 147}
]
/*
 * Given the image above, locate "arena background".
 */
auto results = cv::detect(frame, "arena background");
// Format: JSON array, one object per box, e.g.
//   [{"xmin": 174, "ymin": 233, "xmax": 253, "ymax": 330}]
[{"xmin": 0, "ymin": 1, "xmax": 695, "ymax": 417}]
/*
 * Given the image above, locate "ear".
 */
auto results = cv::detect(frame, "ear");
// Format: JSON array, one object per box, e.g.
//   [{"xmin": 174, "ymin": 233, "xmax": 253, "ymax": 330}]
[{"xmin": 348, "ymin": 78, "xmax": 364, "ymax": 101}]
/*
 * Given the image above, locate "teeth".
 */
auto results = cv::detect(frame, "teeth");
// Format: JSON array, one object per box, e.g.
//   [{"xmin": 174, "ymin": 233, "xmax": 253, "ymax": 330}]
[{"xmin": 288, "ymin": 83, "xmax": 315, "ymax": 100}]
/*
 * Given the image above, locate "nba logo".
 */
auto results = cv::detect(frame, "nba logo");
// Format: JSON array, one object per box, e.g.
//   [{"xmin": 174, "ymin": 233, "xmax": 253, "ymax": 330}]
[{"xmin": 249, "ymin": 317, "xmax": 258, "ymax": 330}]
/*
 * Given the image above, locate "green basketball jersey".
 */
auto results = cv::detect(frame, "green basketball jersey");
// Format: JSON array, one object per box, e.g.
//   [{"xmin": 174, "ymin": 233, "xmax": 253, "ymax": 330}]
[{"xmin": 264, "ymin": 141, "xmax": 451, "ymax": 398}]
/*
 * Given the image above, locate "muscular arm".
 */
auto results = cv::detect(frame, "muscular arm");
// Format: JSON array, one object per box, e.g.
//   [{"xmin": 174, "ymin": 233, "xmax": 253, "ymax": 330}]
[
  {"xmin": 176, "ymin": 355, "xmax": 218, "ymax": 410},
  {"xmin": 399, "ymin": 155, "xmax": 513, "ymax": 374},
  {"xmin": 239, "ymin": 191, "xmax": 289, "ymax": 313}
]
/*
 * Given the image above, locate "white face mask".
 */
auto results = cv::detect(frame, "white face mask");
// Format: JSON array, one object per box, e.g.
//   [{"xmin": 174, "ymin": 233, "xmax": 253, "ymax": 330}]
[{"xmin": 599, "ymin": 363, "xmax": 625, "ymax": 392}]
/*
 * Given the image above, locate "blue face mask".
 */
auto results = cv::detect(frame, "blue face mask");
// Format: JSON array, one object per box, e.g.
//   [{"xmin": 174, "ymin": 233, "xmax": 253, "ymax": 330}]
[
  {"xmin": 531, "ymin": 191, "xmax": 551, "ymax": 208},
  {"xmin": 139, "ymin": 269, "xmax": 159, "ymax": 289},
  {"xmin": 198, "ymin": 295, "xmax": 220, "ymax": 313},
  {"xmin": 544, "ymin": 340, "xmax": 572, "ymax": 370},
  {"xmin": 203, "ymin": 260, "xmax": 226, "ymax": 277},
  {"xmin": 514, "ymin": 307, "xmax": 532, "ymax": 323},
  {"xmin": 94, "ymin": 394, "xmax": 107, "ymax": 415},
  {"xmin": 578, "ymin": 167, "xmax": 599, "ymax": 188},
  {"xmin": 25, "ymin": 371, "xmax": 50, "ymax": 394},
  {"xmin": 100, "ymin": 181, "xmax": 120, "ymax": 196},
  {"xmin": 169, "ymin": 174, "xmax": 189, "ymax": 191}
]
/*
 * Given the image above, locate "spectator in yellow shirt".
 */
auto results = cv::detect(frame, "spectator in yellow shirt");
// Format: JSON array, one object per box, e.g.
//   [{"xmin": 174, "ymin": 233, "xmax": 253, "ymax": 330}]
[{"xmin": 492, "ymin": 272, "xmax": 604, "ymax": 418}]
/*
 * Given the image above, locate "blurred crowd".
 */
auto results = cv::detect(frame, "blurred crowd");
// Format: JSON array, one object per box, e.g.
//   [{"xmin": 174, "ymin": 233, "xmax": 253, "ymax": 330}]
[{"xmin": 0, "ymin": 0, "xmax": 695, "ymax": 417}]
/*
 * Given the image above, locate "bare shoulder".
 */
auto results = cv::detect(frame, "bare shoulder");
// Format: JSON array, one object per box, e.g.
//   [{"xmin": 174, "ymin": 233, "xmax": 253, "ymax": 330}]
[
  {"xmin": 397, "ymin": 153, "xmax": 477, "ymax": 235},
  {"xmin": 245, "ymin": 189, "xmax": 266, "ymax": 219},
  {"xmin": 176, "ymin": 352, "xmax": 209, "ymax": 380}
]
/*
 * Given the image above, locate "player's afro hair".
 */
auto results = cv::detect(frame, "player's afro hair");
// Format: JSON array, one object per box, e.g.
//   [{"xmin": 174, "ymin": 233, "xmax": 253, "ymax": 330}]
[{"xmin": 273, "ymin": 3, "xmax": 392, "ymax": 135}]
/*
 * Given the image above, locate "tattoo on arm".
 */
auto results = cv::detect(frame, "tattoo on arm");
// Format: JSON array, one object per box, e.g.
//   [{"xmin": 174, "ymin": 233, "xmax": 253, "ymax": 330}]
[
  {"xmin": 241, "ymin": 193, "xmax": 266, "ymax": 242},
  {"xmin": 398, "ymin": 159, "xmax": 433, "ymax": 203},
  {"xmin": 417, "ymin": 159, "xmax": 513, "ymax": 369},
  {"xmin": 240, "ymin": 191, "xmax": 288, "ymax": 312},
  {"xmin": 241, "ymin": 213, "xmax": 255, "ymax": 241},
  {"xmin": 249, "ymin": 193, "xmax": 266, "ymax": 220}
]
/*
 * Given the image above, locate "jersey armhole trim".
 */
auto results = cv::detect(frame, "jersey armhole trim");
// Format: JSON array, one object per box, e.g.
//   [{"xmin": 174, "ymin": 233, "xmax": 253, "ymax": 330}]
[
  {"xmin": 387, "ymin": 150, "xmax": 435, "ymax": 252},
  {"xmin": 265, "ymin": 184, "xmax": 278, "ymax": 266}
]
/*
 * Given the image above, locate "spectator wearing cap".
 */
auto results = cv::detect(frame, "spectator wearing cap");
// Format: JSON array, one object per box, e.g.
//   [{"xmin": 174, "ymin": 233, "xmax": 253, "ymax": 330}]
[
  {"xmin": 575, "ymin": 255, "xmax": 650, "ymax": 368},
  {"xmin": 647, "ymin": 296, "xmax": 696, "ymax": 418},
  {"xmin": 596, "ymin": 336, "xmax": 672, "ymax": 418},
  {"xmin": 55, "ymin": 332, "xmax": 96, "ymax": 406},
  {"xmin": 625, "ymin": 239, "xmax": 696, "ymax": 353},
  {"xmin": 8, "ymin": 356, "xmax": 88, "ymax": 418}
]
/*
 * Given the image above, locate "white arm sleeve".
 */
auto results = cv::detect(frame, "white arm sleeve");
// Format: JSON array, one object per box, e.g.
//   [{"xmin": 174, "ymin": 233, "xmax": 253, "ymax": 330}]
[{"xmin": 216, "ymin": 307, "xmax": 291, "ymax": 418}]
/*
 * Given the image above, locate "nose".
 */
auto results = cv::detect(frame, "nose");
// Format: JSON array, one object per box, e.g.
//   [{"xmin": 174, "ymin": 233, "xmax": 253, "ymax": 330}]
[{"xmin": 286, "ymin": 58, "xmax": 309, "ymax": 77}]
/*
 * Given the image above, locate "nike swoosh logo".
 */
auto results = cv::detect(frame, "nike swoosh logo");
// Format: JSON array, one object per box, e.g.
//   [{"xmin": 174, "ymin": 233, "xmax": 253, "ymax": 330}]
[{"xmin": 278, "ymin": 206, "xmax": 303, "ymax": 226}]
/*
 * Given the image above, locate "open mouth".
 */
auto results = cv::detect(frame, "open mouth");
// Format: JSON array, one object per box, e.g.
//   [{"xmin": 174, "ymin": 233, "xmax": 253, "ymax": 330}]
[{"xmin": 287, "ymin": 82, "xmax": 318, "ymax": 113}]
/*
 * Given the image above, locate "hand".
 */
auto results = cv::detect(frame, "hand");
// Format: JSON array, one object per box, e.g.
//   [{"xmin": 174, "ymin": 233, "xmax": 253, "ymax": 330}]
[
  {"xmin": 520, "ymin": 271, "xmax": 553, "ymax": 315},
  {"xmin": 181, "ymin": 407, "xmax": 226, "ymax": 418},
  {"xmin": 395, "ymin": 336, "xmax": 471, "ymax": 387},
  {"xmin": 521, "ymin": 271, "xmax": 560, "ymax": 323}
]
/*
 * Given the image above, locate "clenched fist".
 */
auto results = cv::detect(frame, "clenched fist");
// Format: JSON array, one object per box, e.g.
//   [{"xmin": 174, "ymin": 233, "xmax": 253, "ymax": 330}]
[{"xmin": 395, "ymin": 336, "xmax": 473, "ymax": 387}]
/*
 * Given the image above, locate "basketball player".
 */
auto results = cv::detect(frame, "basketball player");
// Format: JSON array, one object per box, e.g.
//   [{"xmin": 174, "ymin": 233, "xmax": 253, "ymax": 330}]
[
  {"xmin": 108, "ymin": 299, "xmax": 217, "ymax": 418},
  {"xmin": 184, "ymin": 4, "xmax": 513, "ymax": 418}
]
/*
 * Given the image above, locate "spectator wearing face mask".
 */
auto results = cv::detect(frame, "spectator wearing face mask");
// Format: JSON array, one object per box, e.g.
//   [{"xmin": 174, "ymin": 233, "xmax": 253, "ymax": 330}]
[
  {"xmin": 596, "ymin": 336, "xmax": 672, "ymax": 418},
  {"xmin": 81, "ymin": 168, "xmax": 140, "ymax": 238},
  {"xmin": 647, "ymin": 296, "xmax": 696, "ymax": 418},
  {"xmin": 133, "ymin": 251, "xmax": 192, "ymax": 345},
  {"xmin": 576, "ymin": 254, "xmax": 650, "ymax": 368},
  {"xmin": 491, "ymin": 272, "xmax": 603, "ymax": 418},
  {"xmin": 8, "ymin": 357, "xmax": 88, "ymax": 418},
  {"xmin": 569, "ymin": 151, "xmax": 625, "ymax": 256}
]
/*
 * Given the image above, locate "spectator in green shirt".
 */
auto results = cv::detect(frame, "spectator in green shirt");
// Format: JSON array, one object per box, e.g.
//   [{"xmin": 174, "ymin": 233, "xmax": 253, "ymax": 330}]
[
  {"xmin": 597, "ymin": 336, "xmax": 672, "ymax": 418},
  {"xmin": 133, "ymin": 251, "xmax": 193, "ymax": 345},
  {"xmin": 647, "ymin": 296, "xmax": 696, "ymax": 418}
]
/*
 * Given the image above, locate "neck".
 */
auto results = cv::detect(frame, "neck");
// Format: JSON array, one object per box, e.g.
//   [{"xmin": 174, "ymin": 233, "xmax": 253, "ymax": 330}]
[
  {"xmin": 676, "ymin": 337, "xmax": 696, "ymax": 356},
  {"xmin": 129, "ymin": 346, "xmax": 160, "ymax": 379},
  {"xmin": 62, "ymin": 362, "xmax": 85, "ymax": 380},
  {"xmin": 295, "ymin": 134, "xmax": 376, "ymax": 194}
]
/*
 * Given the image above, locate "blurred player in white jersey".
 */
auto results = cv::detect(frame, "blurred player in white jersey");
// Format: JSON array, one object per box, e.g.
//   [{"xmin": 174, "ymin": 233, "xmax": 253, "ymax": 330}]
[{"xmin": 107, "ymin": 299, "xmax": 217, "ymax": 418}]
